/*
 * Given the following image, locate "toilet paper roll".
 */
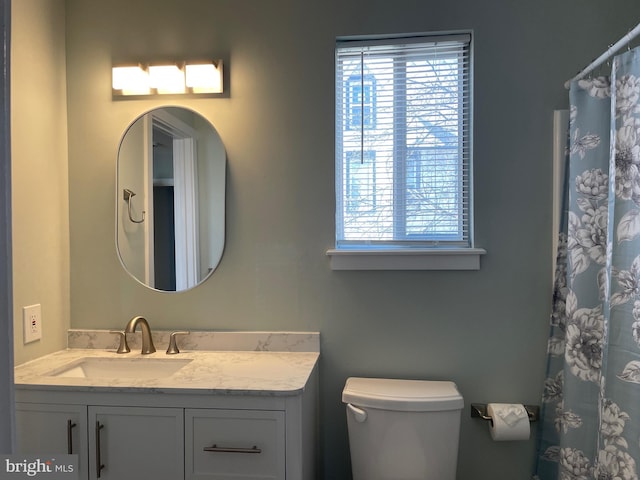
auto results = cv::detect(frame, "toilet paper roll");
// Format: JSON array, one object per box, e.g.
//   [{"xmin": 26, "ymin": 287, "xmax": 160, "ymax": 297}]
[{"xmin": 487, "ymin": 403, "xmax": 530, "ymax": 441}]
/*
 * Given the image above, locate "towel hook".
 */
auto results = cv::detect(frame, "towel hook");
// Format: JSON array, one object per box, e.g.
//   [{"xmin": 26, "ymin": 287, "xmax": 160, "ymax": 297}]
[{"xmin": 123, "ymin": 188, "xmax": 145, "ymax": 223}]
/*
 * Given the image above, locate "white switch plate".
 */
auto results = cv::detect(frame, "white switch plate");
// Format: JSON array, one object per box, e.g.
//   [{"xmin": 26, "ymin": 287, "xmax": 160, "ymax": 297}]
[{"xmin": 23, "ymin": 304, "xmax": 42, "ymax": 343}]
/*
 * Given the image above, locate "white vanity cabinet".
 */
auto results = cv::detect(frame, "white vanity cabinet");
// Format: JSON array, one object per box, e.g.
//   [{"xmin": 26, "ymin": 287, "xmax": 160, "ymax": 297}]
[
  {"xmin": 16, "ymin": 402, "xmax": 183, "ymax": 480},
  {"xmin": 14, "ymin": 334, "xmax": 320, "ymax": 480},
  {"xmin": 15, "ymin": 379, "xmax": 317, "ymax": 480},
  {"xmin": 16, "ymin": 403, "xmax": 89, "ymax": 478},
  {"xmin": 185, "ymin": 409, "xmax": 286, "ymax": 479},
  {"xmin": 88, "ymin": 406, "xmax": 184, "ymax": 480}
]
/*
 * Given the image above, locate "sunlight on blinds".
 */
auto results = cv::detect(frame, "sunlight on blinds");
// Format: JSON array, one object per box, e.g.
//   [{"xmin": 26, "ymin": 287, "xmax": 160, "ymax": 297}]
[{"xmin": 336, "ymin": 34, "xmax": 471, "ymax": 247}]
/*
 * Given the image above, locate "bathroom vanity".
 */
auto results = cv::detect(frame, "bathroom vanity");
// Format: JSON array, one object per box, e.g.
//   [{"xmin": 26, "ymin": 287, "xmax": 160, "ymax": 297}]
[{"xmin": 14, "ymin": 331, "xmax": 319, "ymax": 480}]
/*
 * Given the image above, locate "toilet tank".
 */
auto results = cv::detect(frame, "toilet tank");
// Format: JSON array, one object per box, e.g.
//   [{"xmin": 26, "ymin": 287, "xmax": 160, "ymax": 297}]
[{"xmin": 342, "ymin": 377, "xmax": 464, "ymax": 480}]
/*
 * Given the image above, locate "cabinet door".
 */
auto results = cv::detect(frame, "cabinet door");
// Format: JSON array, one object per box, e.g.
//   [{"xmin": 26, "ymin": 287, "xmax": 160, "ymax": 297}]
[
  {"xmin": 15, "ymin": 403, "xmax": 89, "ymax": 479},
  {"xmin": 88, "ymin": 406, "xmax": 184, "ymax": 480},
  {"xmin": 185, "ymin": 408, "xmax": 285, "ymax": 480}
]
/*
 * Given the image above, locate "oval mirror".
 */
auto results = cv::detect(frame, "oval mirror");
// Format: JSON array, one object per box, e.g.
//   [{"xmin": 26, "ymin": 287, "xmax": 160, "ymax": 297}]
[{"xmin": 116, "ymin": 107, "xmax": 225, "ymax": 292}]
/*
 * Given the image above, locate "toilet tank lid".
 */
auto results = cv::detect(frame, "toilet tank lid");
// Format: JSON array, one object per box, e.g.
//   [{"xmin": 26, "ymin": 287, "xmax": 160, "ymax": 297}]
[{"xmin": 342, "ymin": 377, "xmax": 464, "ymax": 412}]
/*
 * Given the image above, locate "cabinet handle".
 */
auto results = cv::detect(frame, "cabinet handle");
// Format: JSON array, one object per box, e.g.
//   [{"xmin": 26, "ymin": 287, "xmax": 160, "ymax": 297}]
[
  {"xmin": 95, "ymin": 422, "xmax": 105, "ymax": 478},
  {"xmin": 203, "ymin": 444, "xmax": 262, "ymax": 454},
  {"xmin": 66, "ymin": 420, "xmax": 77, "ymax": 454}
]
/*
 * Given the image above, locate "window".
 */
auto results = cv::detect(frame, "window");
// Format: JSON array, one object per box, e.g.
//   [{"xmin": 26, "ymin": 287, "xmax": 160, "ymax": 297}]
[
  {"xmin": 346, "ymin": 74, "xmax": 376, "ymax": 130},
  {"xmin": 334, "ymin": 33, "xmax": 477, "ymax": 264},
  {"xmin": 346, "ymin": 150, "xmax": 376, "ymax": 213}
]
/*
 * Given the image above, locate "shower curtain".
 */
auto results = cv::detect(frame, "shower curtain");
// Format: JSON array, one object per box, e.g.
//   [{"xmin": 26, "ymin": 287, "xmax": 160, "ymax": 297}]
[{"xmin": 534, "ymin": 46, "xmax": 640, "ymax": 480}]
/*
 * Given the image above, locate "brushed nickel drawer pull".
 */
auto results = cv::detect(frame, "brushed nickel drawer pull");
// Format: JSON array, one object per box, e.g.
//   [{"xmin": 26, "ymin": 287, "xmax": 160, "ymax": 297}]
[
  {"xmin": 95, "ymin": 422, "xmax": 105, "ymax": 478},
  {"xmin": 67, "ymin": 420, "xmax": 77, "ymax": 454},
  {"xmin": 203, "ymin": 444, "xmax": 261, "ymax": 454}
]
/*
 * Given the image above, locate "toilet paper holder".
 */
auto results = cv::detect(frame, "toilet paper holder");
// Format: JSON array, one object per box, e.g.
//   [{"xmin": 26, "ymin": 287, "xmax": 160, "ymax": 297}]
[{"xmin": 470, "ymin": 403, "xmax": 539, "ymax": 424}]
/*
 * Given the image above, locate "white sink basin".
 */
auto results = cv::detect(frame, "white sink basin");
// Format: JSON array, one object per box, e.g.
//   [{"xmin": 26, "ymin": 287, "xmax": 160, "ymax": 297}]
[{"xmin": 49, "ymin": 357, "xmax": 192, "ymax": 380}]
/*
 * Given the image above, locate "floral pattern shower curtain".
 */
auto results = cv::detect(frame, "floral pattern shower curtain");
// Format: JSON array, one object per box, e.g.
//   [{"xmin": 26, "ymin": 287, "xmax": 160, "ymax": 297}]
[{"xmin": 534, "ymin": 46, "xmax": 640, "ymax": 480}]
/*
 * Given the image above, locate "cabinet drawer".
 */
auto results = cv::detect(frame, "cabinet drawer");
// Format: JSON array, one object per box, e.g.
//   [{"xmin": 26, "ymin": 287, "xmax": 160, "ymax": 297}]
[{"xmin": 185, "ymin": 409, "xmax": 285, "ymax": 480}]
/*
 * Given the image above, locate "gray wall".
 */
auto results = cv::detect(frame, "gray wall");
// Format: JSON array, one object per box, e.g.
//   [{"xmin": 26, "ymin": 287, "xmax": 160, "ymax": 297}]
[
  {"xmin": 12, "ymin": 0, "xmax": 69, "ymax": 366},
  {"xmin": 62, "ymin": 0, "xmax": 640, "ymax": 478}
]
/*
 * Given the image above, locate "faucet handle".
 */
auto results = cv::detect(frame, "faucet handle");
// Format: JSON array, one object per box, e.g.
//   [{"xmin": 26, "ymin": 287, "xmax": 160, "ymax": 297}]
[
  {"xmin": 109, "ymin": 330, "xmax": 130, "ymax": 354},
  {"xmin": 166, "ymin": 331, "xmax": 190, "ymax": 355}
]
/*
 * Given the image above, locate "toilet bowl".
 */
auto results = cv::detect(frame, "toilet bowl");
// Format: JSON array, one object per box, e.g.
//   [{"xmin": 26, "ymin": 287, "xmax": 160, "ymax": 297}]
[{"xmin": 342, "ymin": 377, "xmax": 463, "ymax": 480}]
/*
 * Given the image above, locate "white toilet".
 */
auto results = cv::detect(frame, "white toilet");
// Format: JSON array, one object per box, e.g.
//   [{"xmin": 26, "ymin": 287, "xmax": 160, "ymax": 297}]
[{"xmin": 342, "ymin": 377, "xmax": 464, "ymax": 480}]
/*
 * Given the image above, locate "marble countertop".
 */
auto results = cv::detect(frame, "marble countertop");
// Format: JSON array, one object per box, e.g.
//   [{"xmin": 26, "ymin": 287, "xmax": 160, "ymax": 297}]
[{"xmin": 15, "ymin": 331, "xmax": 320, "ymax": 396}]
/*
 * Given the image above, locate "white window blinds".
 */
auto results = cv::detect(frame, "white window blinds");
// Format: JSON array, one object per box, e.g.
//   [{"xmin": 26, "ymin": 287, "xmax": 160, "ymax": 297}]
[{"xmin": 335, "ymin": 33, "xmax": 472, "ymax": 248}]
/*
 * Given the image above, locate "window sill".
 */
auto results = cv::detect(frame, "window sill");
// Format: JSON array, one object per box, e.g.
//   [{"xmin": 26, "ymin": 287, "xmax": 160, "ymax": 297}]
[{"xmin": 326, "ymin": 248, "xmax": 486, "ymax": 271}]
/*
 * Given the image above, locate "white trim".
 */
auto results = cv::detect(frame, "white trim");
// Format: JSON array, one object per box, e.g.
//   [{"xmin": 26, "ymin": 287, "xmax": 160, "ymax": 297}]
[
  {"xmin": 326, "ymin": 248, "xmax": 486, "ymax": 270},
  {"xmin": 337, "ymin": 32, "xmax": 471, "ymax": 49},
  {"xmin": 335, "ymin": 33, "xmax": 473, "ymax": 249},
  {"xmin": 143, "ymin": 115, "xmax": 155, "ymax": 287},
  {"xmin": 150, "ymin": 109, "xmax": 200, "ymax": 290},
  {"xmin": 151, "ymin": 109, "xmax": 198, "ymax": 140}
]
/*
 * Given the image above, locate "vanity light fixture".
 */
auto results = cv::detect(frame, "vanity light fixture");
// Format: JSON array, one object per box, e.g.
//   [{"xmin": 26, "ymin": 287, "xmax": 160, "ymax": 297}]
[
  {"xmin": 112, "ymin": 65, "xmax": 150, "ymax": 95},
  {"xmin": 149, "ymin": 64, "xmax": 186, "ymax": 94},
  {"xmin": 185, "ymin": 61, "xmax": 223, "ymax": 94},
  {"xmin": 112, "ymin": 60, "xmax": 223, "ymax": 97}
]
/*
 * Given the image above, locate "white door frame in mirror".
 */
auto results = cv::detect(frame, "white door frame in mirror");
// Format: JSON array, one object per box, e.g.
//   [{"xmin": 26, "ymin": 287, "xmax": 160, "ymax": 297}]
[
  {"xmin": 117, "ymin": 106, "xmax": 226, "ymax": 292},
  {"xmin": 148, "ymin": 110, "xmax": 200, "ymax": 290}
]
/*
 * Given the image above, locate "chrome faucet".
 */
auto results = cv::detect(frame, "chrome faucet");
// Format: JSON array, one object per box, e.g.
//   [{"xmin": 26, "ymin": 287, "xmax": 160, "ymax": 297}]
[{"xmin": 124, "ymin": 316, "xmax": 156, "ymax": 354}]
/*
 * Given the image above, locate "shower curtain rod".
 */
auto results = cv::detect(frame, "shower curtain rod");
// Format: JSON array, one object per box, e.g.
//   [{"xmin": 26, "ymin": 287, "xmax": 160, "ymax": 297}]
[{"xmin": 564, "ymin": 21, "xmax": 640, "ymax": 89}]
